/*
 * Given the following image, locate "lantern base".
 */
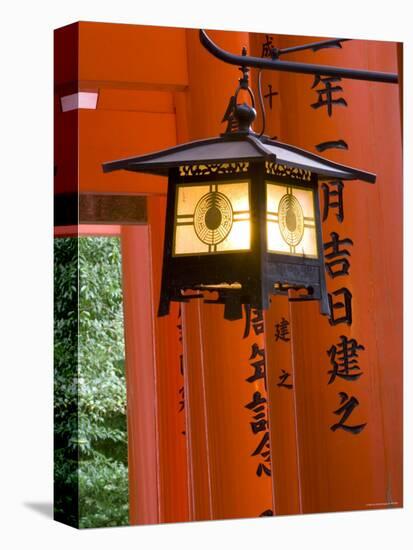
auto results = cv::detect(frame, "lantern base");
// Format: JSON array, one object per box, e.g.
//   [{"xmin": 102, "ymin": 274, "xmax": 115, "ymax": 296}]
[{"xmin": 157, "ymin": 279, "xmax": 330, "ymax": 321}]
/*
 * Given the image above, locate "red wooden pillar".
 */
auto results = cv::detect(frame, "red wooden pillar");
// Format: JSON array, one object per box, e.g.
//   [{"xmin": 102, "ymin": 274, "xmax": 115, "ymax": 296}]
[
  {"xmin": 249, "ymin": 33, "xmax": 302, "ymax": 516},
  {"xmin": 121, "ymin": 225, "xmax": 159, "ymax": 524},
  {"xmin": 263, "ymin": 297, "xmax": 302, "ymax": 514},
  {"xmin": 147, "ymin": 195, "xmax": 190, "ymax": 523},
  {"xmin": 276, "ymin": 36, "xmax": 402, "ymax": 512},
  {"xmin": 121, "ymin": 198, "xmax": 190, "ymax": 527},
  {"xmin": 181, "ymin": 29, "xmax": 273, "ymax": 521},
  {"xmin": 172, "ymin": 89, "xmax": 213, "ymax": 520}
]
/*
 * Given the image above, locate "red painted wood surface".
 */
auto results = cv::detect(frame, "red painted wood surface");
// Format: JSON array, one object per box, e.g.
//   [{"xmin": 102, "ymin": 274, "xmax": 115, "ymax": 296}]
[
  {"xmin": 120, "ymin": 218, "xmax": 189, "ymax": 525},
  {"xmin": 249, "ymin": 33, "xmax": 302, "ymax": 515},
  {"xmin": 181, "ymin": 29, "xmax": 274, "ymax": 520},
  {"xmin": 147, "ymin": 196, "xmax": 190, "ymax": 523},
  {"xmin": 264, "ymin": 297, "xmax": 302, "ymax": 515},
  {"xmin": 121, "ymin": 225, "xmax": 159, "ymax": 524},
  {"xmin": 79, "ymin": 107, "xmax": 176, "ymax": 195},
  {"xmin": 275, "ymin": 35, "xmax": 402, "ymax": 512}
]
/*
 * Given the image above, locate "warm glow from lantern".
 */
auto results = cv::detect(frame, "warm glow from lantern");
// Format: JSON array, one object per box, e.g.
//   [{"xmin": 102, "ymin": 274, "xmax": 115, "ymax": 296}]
[
  {"xmin": 266, "ymin": 181, "xmax": 318, "ymax": 258},
  {"xmin": 173, "ymin": 180, "xmax": 251, "ymax": 256}
]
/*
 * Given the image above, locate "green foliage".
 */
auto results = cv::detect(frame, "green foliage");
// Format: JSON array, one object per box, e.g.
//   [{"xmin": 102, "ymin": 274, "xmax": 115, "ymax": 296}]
[
  {"xmin": 78, "ymin": 453, "xmax": 129, "ymax": 528},
  {"xmin": 54, "ymin": 237, "xmax": 129, "ymax": 529},
  {"xmin": 54, "ymin": 238, "xmax": 79, "ymax": 527}
]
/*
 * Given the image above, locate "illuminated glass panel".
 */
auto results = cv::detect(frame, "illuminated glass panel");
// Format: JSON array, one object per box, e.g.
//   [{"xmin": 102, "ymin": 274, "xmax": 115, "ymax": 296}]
[
  {"xmin": 266, "ymin": 181, "xmax": 318, "ymax": 258},
  {"xmin": 173, "ymin": 180, "xmax": 251, "ymax": 256}
]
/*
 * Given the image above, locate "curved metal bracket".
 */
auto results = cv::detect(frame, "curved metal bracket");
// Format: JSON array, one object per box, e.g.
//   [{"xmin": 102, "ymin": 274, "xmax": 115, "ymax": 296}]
[{"xmin": 199, "ymin": 30, "xmax": 398, "ymax": 84}]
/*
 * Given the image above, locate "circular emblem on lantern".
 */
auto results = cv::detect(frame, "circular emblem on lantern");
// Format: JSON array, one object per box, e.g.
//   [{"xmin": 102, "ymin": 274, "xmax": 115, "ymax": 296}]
[
  {"xmin": 278, "ymin": 193, "xmax": 304, "ymax": 247},
  {"xmin": 194, "ymin": 191, "xmax": 233, "ymax": 245}
]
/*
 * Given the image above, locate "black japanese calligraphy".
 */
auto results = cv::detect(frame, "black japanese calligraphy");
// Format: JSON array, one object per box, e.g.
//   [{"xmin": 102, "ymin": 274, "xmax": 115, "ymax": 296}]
[
  {"xmin": 243, "ymin": 305, "xmax": 264, "ymax": 339},
  {"xmin": 246, "ymin": 344, "xmax": 267, "ymax": 388},
  {"xmin": 277, "ymin": 369, "xmax": 293, "ymax": 389},
  {"xmin": 330, "ymin": 392, "xmax": 367, "ymax": 434},
  {"xmin": 245, "ymin": 391, "xmax": 268, "ymax": 434},
  {"xmin": 312, "ymin": 47, "xmax": 367, "ymax": 437},
  {"xmin": 328, "ymin": 287, "xmax": 353, "ymax": 326},
  {"xmin": 245, "ymin": 391, "xmax": 267, "ymax": 410},
  {"xmin": 252, "ymin": 431, "xmax": 270, "ymax": 457},
  {"xmin": 324, "ymin": 231, "xmax": 354, "ymax": 278},
  {"xmin": 261, "ymin": 34, "xmax": 274, "ymax": 58},
  {"xmin": 245, "ymin": 343, "xmax": 271, "ymax": 477},
  {"xmin": 264, "ymin": 84, "xmax": 278, "ymax": 110},
  {"xmin": 327, "ymin": 335, "xmax": 365, "ymax": 384},
  {"xmin": 177, "ymin": 305, "xmax": 185, "ymax": 425},
  {"xmin": 274, "ymin": 317, "xmax": 290, "ymax": 342},
  {"xmin": 252, "ymin": 432, "xmax": 271, "ymax": 477},
  {"xmin": 322, "ymin": 181, "xmax": 345, "ymax": 222},
  {"xmin": 311, "ymin": 75, "xmax": 348, "ymax": 117}
]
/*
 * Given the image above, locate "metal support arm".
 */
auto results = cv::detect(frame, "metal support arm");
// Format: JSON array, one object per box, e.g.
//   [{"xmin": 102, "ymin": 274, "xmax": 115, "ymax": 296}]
[
  {"xmin": 199, "ymin": 30, "xmax": 398, "ymax": 84},
  {"xmin": 275, "ymin": 37, "xmax": 350, "ymax": 57}
]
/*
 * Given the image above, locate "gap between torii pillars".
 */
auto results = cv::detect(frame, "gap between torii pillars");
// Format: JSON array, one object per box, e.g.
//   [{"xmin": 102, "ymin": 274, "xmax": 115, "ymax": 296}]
[{"xmin": 180, "ymin": 29, "xmax": 274, "ymax": 521}]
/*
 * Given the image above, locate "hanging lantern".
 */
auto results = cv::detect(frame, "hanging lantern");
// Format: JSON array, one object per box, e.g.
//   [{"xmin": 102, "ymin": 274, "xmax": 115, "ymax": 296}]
[{"xmin": 103, "ymin": 67, "xmax": 375, "ymax": 320}]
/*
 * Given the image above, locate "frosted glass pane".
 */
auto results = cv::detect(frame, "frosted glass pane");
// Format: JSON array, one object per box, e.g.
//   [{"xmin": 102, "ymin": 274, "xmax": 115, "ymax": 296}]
[
  {"xmin": 293, "ymin": 187, "xmax": 316, "ymax": 219},
  {"xmin": 295, "ymin": 226, "xmax": 318, "ymax": 257},
  {"xmin": 218, "ymin": 182, "xmax": 250, "ymax": 211},
  {"xmin": 267, "ymin": 183, "xmax": 286, "ymax": 214},
  {"xmin": 173, "ymin": 180, "xmax": 251, "ymax": 256},
  {"xmin": 176, "ymin": 185, "xmax": 210, "ymax": 216},
  {"xmin": 267, "ymin": 221, "xmax": 291, "ymax": 254},
  {"xmin": 266, "ymin": 181, "xmax": 318, "ymax": 258},
  {"xmin": 175, "ymin": 225, "xmax": 209, "ymax": 255},
  {"xmin": 216, "ymin": 221, "xmax": 250, "ymax": 252}
]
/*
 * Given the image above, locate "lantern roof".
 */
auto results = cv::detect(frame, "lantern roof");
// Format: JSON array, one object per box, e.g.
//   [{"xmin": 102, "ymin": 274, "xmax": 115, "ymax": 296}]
[{"xmin": 103, "ymin": 133, "xmax": 376, "ymax": 183}]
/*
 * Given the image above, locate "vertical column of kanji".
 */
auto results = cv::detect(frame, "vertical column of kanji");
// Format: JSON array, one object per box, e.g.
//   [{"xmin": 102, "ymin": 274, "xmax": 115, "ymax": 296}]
[
  {"xmin": 147, "ymin": 195, "xmax": 190, "ymax": 523},
  {"xmin": 249, "ymin": 32, "xmax": 302, "ymax": 516},
  {"xmin": 120, "ymin": 225, "xmax": 159, "ymax": 524},
  {"xmin": 277, "ymin": 36, "xmax": 402, "ymax": 512},
  {"xmin": 264, "ymin": 300, "xmax": 301, "ymax": 515},
  {"xmin": 182, "ymin": 29, "xmax": 274, "ymax": 520}
]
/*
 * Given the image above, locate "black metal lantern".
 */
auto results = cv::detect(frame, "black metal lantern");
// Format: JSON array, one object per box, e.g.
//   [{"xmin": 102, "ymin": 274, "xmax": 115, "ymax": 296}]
[{"xmin": 103, "ymin": 49, "xmax": 376, "ymax": 321}]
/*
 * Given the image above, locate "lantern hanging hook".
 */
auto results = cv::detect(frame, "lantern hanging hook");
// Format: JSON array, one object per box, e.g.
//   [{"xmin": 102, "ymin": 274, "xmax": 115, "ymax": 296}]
[
  {"xmin": 221, "ymin": 46, "xmax": 259, "ymax": 136},
  {"xmin": 233, "ymin": 53, "xmax": 256, "ymax": 109},
  {"xmin": 222, "ymin": 45, "xmax": 268, "ymax": 137}
]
